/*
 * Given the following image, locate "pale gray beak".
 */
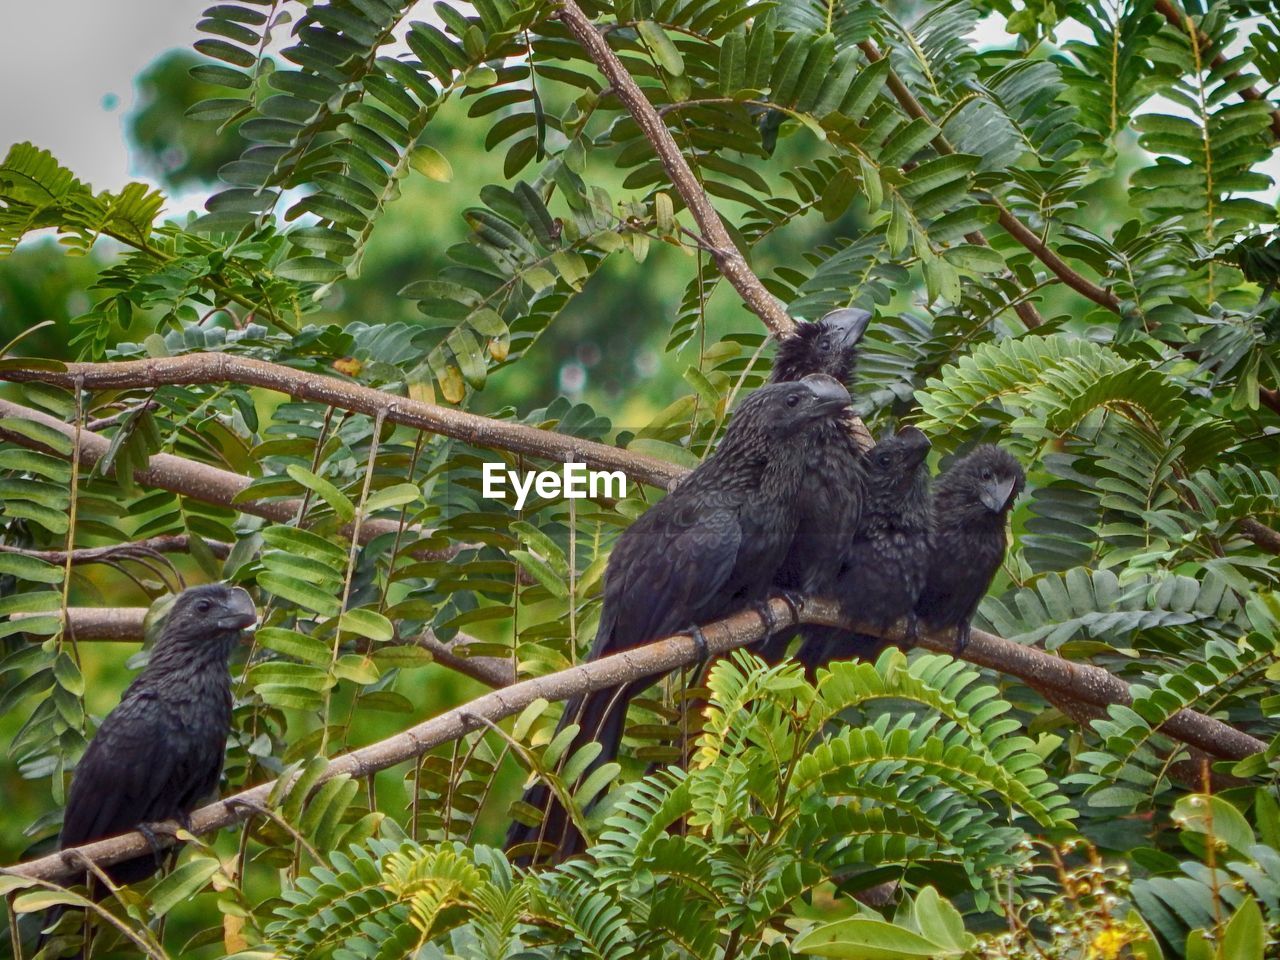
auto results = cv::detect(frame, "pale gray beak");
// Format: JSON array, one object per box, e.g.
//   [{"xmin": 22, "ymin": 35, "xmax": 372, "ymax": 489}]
[{"xmin": 980, "ymin": 476, "xmax": 1017, "ymax": 513}]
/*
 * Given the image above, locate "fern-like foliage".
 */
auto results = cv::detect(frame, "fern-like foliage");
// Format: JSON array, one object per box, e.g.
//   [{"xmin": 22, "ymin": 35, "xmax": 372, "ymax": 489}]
[{"xmin": 264, "ymin": 651, "xmax": 1073, "ymax": 958}]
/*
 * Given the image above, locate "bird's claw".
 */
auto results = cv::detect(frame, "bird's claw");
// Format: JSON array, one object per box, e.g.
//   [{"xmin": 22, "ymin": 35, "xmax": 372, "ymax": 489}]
[
  {"xmin": 685, "ymin": 625, "xmax": 710, "ymax": 662},
  {"xmin": 902, "ymin": 614, "xmax": 921, "ymax": 650},
  {"xmin": 754, "ymin": 601, "xmax": 779, "ymax": 637},
  {"xmin": 778, "ymin": 590, "xmax": 805, "ymax": 623},
  {"xmin": 756, "ymin": 591, "xmax": 803, "ymax": 637},
  {"xmin": 954, "ymin": 621, "xmax": 972, "ymax": 655},
  {"xmin": 137, "ymin": 823, "xmax": 167, "ymax": 868}
]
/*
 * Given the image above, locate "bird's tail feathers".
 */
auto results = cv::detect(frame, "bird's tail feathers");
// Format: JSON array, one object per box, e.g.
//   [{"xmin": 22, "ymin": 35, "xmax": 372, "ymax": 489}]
[
  {"xmin": 504, "ymin": 686, "xmax": 631, "ymax": 864},
  {"xmin": 794, "ymin": 625, "xmax": 883, "ymax": 680}
]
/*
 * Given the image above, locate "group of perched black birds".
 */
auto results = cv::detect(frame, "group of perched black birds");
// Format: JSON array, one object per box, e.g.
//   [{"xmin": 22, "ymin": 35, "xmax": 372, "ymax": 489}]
[
  {"xmin": 37, "ymin": 308, "xmax": 1026, "ymax": 946},
  {"xmin": 508, "ymin": 308, "xmax": 1026, "ymax": 861}
]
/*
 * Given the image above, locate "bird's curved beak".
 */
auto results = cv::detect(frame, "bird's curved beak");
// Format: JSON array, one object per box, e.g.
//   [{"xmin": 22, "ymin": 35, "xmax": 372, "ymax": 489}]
[
  {"xmin": 799, "ymin": 373, "xmax": 852, "ymax": 417},
  {"xmin": 980, "ymin": 476, "xmax": 1017, "ymax": 513},
  {"xmin": 896, "ymin": 425, "xmax": 932, "ymax": 468},
  {"xmin": 822, "ymin": 307, "xmax": 873, "ymax": 350},
  {"xmin": 217, "ymin": 587, "xmax": 259, "ymax": 631}
]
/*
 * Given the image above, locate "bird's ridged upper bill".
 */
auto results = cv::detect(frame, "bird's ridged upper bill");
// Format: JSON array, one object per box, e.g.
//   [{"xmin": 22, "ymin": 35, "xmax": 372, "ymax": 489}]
[
  {"xmin": 980, "ymin": 475, "xmax": 1018, "ymax": 513},
  {"xmin": 820, "ymin": 307, "xmax": 873, "ymax": 350},
  {"xmin": 219, "ymin": 587, "xmax": 259, "ymax": 631},
  {"xmin": 797, "ymin": 373, "xmax": 852, "ymax": 415}
]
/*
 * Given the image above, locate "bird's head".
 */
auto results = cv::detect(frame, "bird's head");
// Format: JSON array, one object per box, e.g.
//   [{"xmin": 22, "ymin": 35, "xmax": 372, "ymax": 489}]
[
  {"xmin": 868, "ymin": 425, "xmax": 932, "ymax": 488},
  {"xmin": 160, "ymin": 583, "xmax": 258, "ymax": 652},
  {"xmin": 727, "ymin": 374, "xmax": 852, "ymax": 445},
  {"xmin": 771, "ymin": 307, "xmax": 872, "ymax": 384},
  {"xmin": 942, "ymin": 444, "xmax": 1025, "ymax": 517}
]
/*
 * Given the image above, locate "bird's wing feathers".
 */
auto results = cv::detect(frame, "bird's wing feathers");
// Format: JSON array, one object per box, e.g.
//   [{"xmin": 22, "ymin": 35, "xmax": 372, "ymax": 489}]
[
  {"xmin": 918, "ymin": 527, "xmax": 1004, "ymax": 628},
  {"xmin": 60, "ymin": 689, "xmax": 179, "ymax": 847},
  {"xmin": 594, "ymin": 501, "xmax": 743, "ymax": 655}
]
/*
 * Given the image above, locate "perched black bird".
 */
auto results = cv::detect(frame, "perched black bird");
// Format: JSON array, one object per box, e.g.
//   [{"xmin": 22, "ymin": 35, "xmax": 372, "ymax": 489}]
[
  {"xmin": 916, "ymin": 445, "xmax": 1024, "ymax": 652},
  {"xmin": 757, "ymin": 307, "xmax": 872, "ymax": 665},
  {"xmin": 793, "ymin": 426, "xmax": 933, "ymax": 675},
  {"xmin": 41, "ymin": 584, "xmax": 255, "ymax": 947},
  {"xmin": 507, "ymin": 375, "xmax": 852, "ymax": 863}
]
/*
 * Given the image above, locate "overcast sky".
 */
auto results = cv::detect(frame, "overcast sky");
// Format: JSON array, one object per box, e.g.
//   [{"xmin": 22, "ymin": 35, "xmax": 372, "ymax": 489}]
[
  {"xmin": 1, "ymin": 3, "xmax": 1276, "ymax": 209},
  {"xmin": 0, "ymin": 1, "xmax": 207, "ymax": 190}
]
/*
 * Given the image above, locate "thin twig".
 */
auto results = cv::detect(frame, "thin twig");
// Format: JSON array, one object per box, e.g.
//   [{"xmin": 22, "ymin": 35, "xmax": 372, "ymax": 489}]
[
  {"xmin": 555, "ymin": 0, "xmax": 795, "ymax": 338},
  {"xmin": 0, "ymin": 535, "xmax": 232, "ymax": 565},
  {"xmin": 857, "ymin": 39, "xmax": 1122, "ymax": 313},
  {"xmin": 1153, "ymin": 0, "xmax": 1280, "ymax": 141}
]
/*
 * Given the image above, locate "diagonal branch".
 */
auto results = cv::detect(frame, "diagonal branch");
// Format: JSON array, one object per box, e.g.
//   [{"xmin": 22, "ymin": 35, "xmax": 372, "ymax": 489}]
[
  {"xmin": 2, "ymin": 595, "xmax": 1263, "ymax": 883},
  {"xmin": 1154, "ymin": 0, "xmax": 1280, "ymax": 141},
  {"xmin": 0, "ymin": 398, "xmax": 459, "ymax": 562},
  {"xmin": 0, "ymin": 357, "xmax": 688, "ymax": 488},
  {"xmin": 555, "ymin": 0, "xmax": 795, "ymax": 338},
  {"xmin": 15, "ymin": 596, "xmax": 1265, "ymax": 768},
  {"xmin": 857, "ymin": 40, "xmax": 1123, "ymax": 313}
]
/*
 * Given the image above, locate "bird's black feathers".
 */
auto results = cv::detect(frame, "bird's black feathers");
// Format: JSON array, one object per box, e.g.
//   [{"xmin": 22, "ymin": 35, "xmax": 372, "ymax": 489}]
[
  {"xmin": 770, "ymin": 307, "xmax": 871, "ymax": 385},
  {"xmin": 506, "ymin": 375, "xmax": 851, "ymax": 863},
  {"xmin": 793, "ymin": 426, "xmax": 934, "ymax": 674},
  {"xmin": 757, "ymin": 308, "xmax": 872, "ymax": 665},
  {"xmin": 916, "ymin": 444, "xmax": 1024, "ymax": 652},
  {"xmin": 57, "ymin": 583, "xmax": 255, "ymax": 886}
]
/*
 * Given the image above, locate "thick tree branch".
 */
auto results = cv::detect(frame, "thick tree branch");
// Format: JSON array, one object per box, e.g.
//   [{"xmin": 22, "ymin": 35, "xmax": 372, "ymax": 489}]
[
  {"xmin": 0, "ymin": 355, "xmax": 874, "ymax": 470},
  {"xmin": 17, "ymin": 596, "xmax": 1267, "ymax": 782},
  {"xmin": 0, "ymin": 398, "xmax": 447, "ymax": 562},
  {"xmin": 555, "ymin": 0, "xmax": 795, "ymax": 338},
  {"xmin": 1154, "ymin": 0, "xmax": 1280, "ymax": 141},
  {"xmin": 0, "ymin": 358, "xmax": 687, "ymax": 488},
  {"xmin": 9, "ymin": 608, "xmax": 151, "ymax": 642},
  {"xmin": 2, "ymin": 595, "xmax": 1263, "ymax": 883}
]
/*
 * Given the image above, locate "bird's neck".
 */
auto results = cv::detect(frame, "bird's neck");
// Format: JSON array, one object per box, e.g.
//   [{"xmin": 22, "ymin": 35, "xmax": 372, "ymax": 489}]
[{"xmin": 144, "ymin": 633, "xmax": 237, "ymax": 688}]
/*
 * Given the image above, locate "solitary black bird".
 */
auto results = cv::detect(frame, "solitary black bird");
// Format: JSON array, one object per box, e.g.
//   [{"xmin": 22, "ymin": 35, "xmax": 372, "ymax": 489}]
[
  {"xmin": 41, "ymin": 584, "xmax": 255, "ymax": 946},
  {"xmin": 793, "ymin": 426, "xmax": 933, "ymax": 674},
  {"xmin": 757, "ymin": 307, "xmax": 872, "ymax": 665},
  {"xmin": 507, "ymin": 375, "xmax": 852, "ymax": 863},
  {"xmin": 916, "ymin": 445, "xmax": 1024, "ymax": 652}
]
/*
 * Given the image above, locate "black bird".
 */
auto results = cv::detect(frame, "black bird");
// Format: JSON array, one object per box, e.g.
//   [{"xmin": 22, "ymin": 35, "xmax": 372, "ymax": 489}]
[
  {"xmin": 916, "ymin": 445, "xmax": 1024, "ymax": 652},
  {"xmin": 507, "ymin": 374, "xmax": 852, "ymax": 863},
  {"xmin": 793, "ymin": 426, "xmax": 933, "ymax": 675},
  {"xmin": 757, "ymin": 307, "xmax": 872, "ymax": 665},
  {"xmin": 41, "ymin": 584, "xmax": 255, "ymax": 946}
]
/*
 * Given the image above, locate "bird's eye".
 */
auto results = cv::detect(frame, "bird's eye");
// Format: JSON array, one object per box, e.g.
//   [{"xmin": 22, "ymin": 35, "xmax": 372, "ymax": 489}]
[
  {"xmin": 877, "ymin": 453, "xmax": 891, "ymax": 467},
  {"xmin": 981, "ymin": 470, "xmax": 993, "ymax": 481},
  {"xmin": 196, "ymin": 599, "xmax": 212, "ymax": 613},
  {"xmin": 819, "ymin": 336, "xmax": 831, "ymax": 351},
  {"xmin": 786, "ymin": 393, "xmax": 801, "ymax": 407}
]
